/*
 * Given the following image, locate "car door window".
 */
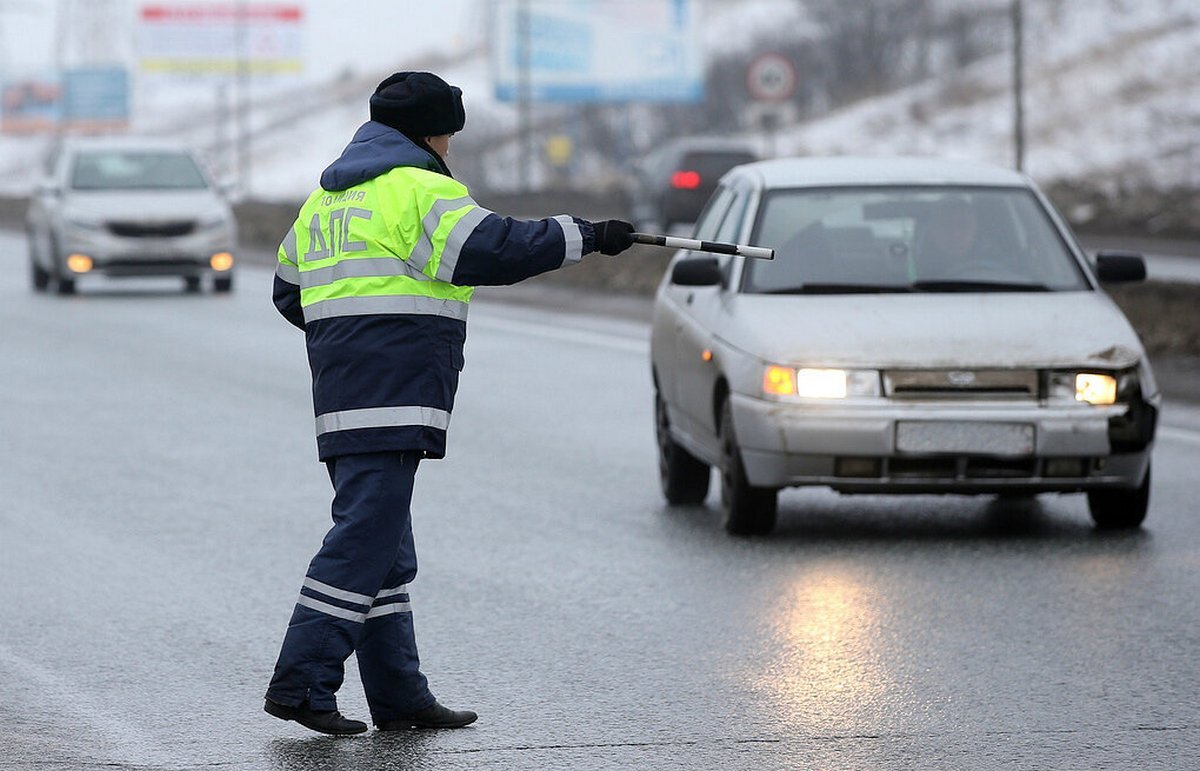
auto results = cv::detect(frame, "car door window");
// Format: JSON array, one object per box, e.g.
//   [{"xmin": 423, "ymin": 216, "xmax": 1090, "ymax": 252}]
[
  {"xmin": 691, "ymin": 186, "xmax": 735, "ymax": 241},
  {"xmin": 716, "ymin": 189, "xmax": 749, "ymax": 243},
  {"xmin": 712, "ymin": 187, "xmax": 752, "ymax": 283}
]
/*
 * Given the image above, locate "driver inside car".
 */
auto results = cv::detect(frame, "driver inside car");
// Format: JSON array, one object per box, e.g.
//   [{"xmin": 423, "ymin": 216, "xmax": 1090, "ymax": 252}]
[{"xmin": 914, "ymin": 195, "xmax": 989, "ymax": 277}]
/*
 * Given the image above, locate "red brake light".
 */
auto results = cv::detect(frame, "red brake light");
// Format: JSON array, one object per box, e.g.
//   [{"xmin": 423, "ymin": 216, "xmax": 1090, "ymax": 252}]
[{"xmin": 671, "ymin": 170, "xmax": 702, "ymax": 189}]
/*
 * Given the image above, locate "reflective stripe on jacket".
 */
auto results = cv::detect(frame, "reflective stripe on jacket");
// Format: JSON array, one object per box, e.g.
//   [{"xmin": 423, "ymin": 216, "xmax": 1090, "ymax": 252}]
[{"xmin": 273, "ymin": 121, "xmax": 595, "ymax": 460}]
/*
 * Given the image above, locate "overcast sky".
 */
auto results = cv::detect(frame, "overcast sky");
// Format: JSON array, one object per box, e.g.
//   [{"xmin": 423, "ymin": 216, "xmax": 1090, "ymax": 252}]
[{"xmin": 0, "ymin": 0, "xmax": 478, "ymax": 81}]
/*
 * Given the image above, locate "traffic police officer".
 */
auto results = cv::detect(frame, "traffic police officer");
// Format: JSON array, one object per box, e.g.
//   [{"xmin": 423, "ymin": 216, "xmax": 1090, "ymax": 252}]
[{"xmin": 264, "ymin": 71, "xmax": 635, "ymax": 735}]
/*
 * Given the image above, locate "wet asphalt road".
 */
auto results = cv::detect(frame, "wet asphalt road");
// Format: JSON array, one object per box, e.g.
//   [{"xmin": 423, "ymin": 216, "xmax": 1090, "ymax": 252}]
[{"xmin": 3, "ymin": 236, "xmax": 1200, "ymax": 770}]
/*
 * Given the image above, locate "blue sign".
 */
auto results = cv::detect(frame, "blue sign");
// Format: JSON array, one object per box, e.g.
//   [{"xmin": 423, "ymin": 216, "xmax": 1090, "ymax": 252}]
[
  {"xmin": 492, "ymin": 0, "xmax": 704, "ymax": 104},
  {"xmin": 63, "ymin": 67, "xmax": 130, "ymax": 127}
]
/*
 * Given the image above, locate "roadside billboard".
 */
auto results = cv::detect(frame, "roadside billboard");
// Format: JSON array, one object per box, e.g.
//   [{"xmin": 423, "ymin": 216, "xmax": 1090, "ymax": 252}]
[
  {"xmin": 1, "ymin": 77, "xmax": 61, "ymax": 134},
  {"xmin": 491, "ymin": 0, "xmax": 703, "ymax": 103},
  {"xmin": 2, "ymin": 68, "xmax": 130, "ymax": 134},
  {"xmin": 63, "ymin": 67, "xmax": 130, "ymax": 131},
  {"xmin": 136, "ymin": 3, "xmax": 304, "ymax": 78}
]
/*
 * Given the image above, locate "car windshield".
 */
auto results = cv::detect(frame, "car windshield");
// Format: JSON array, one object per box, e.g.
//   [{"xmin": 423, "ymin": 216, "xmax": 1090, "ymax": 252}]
[
  {"xmin": 70, "ymin": 150, "xmax": 209, "ymax": 191},
  {"xmin": 743, "ymin": 186, "xmax": 1089, "ymax": 293},
  {"xmin": 678, "ymin": 150, "xmax": 756, "ymax": 179}
]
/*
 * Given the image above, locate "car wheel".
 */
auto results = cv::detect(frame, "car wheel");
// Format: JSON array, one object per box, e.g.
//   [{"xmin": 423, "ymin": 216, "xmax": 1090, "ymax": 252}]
[
  {"xmin": 184, "ymin": 276, "xmax": 202, "ymax": 293},
  {"xmin": 655, "ymin": 390, "xmax": 710, "ymax": 505},
  {"xmin": 719, "ymin": 399, "xmax": 777, "ymax": 535},
  {"xmin": 1087, "ymin": 465, "xmax": 1150, "ymax": 530},
  {"xmin": 29, "ymin": 249, "xmax": 50, "ymax": 292},
  {"xmin": 47, "ymin": 238, "xmax": 76, "ymax": 295},
  {"xmin": 214, "ymin": 275, "xmax": 234, "ymax": 293}
]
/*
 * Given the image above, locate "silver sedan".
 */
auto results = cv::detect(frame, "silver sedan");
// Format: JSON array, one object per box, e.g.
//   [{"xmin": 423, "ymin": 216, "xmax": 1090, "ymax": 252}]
[
  {"xmin": 650, "ymin": 157, "xmax": 1158, "ymax": 535},
  {"xmin": 26, "ymin": 137, "xmax": 237, "ymax": 295}
]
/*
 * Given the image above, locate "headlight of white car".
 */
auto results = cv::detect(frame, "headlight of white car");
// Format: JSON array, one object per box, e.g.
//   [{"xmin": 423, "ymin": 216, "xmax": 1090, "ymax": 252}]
[
  {"xmin": 1047, "ymin": 371, "xmax": 1120, "ymax": 405},
  {"xmin": 763, "ymin": 366, "xmax": 881, "ymax": 399}
]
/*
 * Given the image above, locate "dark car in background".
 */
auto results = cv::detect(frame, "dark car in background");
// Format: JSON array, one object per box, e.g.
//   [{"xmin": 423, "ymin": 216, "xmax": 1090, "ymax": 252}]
[
  {"xmin": 26, "ymin": 137, "xmax": 237, "ymax": 295},
  {"xmin": 630, "ymin": 137, "xmax": 758, "ymax": 232}
]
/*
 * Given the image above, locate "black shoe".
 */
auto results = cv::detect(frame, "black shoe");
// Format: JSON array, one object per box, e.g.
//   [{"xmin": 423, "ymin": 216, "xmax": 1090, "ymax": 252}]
[
  {"xmin": 264, "ymin": 698, "xmax": 368, "ymax": 735},
  {"xmin": 376, "ymin": 700, "xmax": 478, "ymax": 730}
]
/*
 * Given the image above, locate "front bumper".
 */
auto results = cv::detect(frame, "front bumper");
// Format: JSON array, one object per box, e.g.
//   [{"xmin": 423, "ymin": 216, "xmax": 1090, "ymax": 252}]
[
  {"xmin": 731, "ymin": 392, "xmax": 1156, "ymax": 493},
  {"xmin": 59, "ymin": 225, "xmax": 234, "ymax": 279}
]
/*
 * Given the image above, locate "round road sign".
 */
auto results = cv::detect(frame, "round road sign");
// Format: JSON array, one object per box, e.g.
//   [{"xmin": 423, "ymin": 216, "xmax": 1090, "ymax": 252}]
[{"xmin": 746, "ymin": 53, "xmax": 797, "ymax": 103}]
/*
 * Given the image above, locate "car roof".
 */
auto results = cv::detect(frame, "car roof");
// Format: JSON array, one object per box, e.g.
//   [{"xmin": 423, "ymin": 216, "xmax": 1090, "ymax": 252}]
[{"xmin": 729, "ymin": 156, "xmax": 1031, "ymax": 189}]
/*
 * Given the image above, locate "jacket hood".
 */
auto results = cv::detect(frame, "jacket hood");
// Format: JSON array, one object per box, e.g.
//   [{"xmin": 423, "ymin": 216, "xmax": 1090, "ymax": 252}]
[{"xmin": 319, "ymin": 121, "xmax": 443, "ymax": 191}]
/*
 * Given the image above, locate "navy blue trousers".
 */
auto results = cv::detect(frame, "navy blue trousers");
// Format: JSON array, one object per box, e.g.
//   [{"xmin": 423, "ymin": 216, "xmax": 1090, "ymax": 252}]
[{"xmin": 265, "ymin": 451, "xmax": 435, "ymax": 723}]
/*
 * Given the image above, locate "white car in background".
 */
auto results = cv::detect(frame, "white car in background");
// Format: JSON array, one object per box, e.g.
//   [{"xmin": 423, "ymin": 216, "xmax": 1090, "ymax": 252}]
[
  {"xmin": 651, "ymin": 157, "xmax": 1158, "ymax": 535},
  {"xmin": 26, "ymin": 137, "xmax": 236, "ymax": 294}
]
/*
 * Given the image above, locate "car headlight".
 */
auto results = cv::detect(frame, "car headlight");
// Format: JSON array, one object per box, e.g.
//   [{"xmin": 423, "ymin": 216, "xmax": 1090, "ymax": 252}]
[
  {"xmin": 1075, "ymin": 373, "xmax": 1118, "ymax": 405},
  {"xmin": 763, "ymin": 366, "xmax": 881, "ymax": 399},
  {"xmin": 1047, "ymin": 371, "xmax": 1120, "ymax": 405}
]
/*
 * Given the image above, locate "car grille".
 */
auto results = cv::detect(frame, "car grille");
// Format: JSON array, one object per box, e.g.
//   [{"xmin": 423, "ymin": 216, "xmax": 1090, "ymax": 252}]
[
  {"xmin": 836, "ymin": 456, "xmax": 1094, "ymax": 481},
  {"xmin": 883, "ymin": 369, "xmax": 1039, "ymax": 399},
  {"xmin": 107, "ymin": 221, "xmax": 196, "ymax": 238},
  {"xmin": 889, "ymin": 456, "xmax": 1038, "ymax": 478}
]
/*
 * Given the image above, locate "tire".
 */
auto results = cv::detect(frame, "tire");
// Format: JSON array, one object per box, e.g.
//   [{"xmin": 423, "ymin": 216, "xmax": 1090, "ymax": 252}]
[
  {"xmin": 213, "ymin": 275, "xmax": 234, "ymax": 293},
  {"xmin": 655, "ymin": 390, "xmax": 710, "ymax": 505},
  {"xmin": 1088, "ymin": 465, "xmax": 1150, "ymax": 530},
  {"xmin": 719, "ymin": 399, "xmax": 777, "ymax": 535},
  {"xmin": 48, "ymin": 237, "xmax": 76, "ymax": 295},
  {"xmin": 184, "ymin": 276, "xmax": 202, "ymax": 293},
  {"xmin": 29, "ymin": 250, "xmax": 50, "ymax": 292}
]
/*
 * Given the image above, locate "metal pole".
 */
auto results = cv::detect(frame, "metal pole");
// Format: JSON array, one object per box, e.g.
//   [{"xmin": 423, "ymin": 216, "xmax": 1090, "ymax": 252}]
[
  {"xmin": 1011, "ymin": 0, "xmax": 1025, "ymax": 172},
  {"xmin": 517, "ymin": 0, "xmax": 532, "ymax": 192},
  {"xmin": 236, "ymin": 0, "xmax": 250, "ymax": 197},
  {"xmin": 216, "ymin": 82, "xmax": 229, "ymax": 181},
  {"xmin": 54, "ymin": 0, "xmax": 67, "ymax": 137}
]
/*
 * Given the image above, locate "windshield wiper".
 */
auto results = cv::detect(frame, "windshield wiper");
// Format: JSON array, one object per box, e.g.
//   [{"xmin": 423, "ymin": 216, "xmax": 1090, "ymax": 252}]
[
  {"xmin": 760, "ymin": 283, "xmax": 916, "ymax": 295},
  {"xmin": 911, "ymin": 280, "xmax": 1053, "ymax": 293}
]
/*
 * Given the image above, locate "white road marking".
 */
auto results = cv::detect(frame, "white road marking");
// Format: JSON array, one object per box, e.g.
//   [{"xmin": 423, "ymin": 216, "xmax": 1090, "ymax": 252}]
[
  {"xmin": 472, "ymin": 313, "xmax": 650, "ymax": 355},
  {"xmin": 0, "ymin": 643, "xmax": 169, "ymax": 768},
  {"xmin": 1158, "ymin": 425, "xmax": 1200, "ymax": 446}
]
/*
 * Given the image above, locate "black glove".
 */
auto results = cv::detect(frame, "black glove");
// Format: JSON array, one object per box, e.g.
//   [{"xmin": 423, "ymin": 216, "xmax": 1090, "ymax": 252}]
[{"xmin": 592, "ymin": 219, "xmax": 635, "ymax": 256}]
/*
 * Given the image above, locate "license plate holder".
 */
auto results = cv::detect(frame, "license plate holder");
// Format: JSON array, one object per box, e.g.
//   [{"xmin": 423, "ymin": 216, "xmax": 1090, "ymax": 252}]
[{"xmin": 896, "ymin": 421, "xmax": 1035, "ymax": 456}]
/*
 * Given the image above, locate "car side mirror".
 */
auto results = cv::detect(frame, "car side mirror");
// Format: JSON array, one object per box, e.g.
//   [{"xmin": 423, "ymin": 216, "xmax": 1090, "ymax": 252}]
[
  {"xmin": 1095, "ymin": 250, "xmax": 1146, "ymax": 283},
  {"xmin": 670, "ymin": 256, "xmax": 723, "ymax": 287},
  {"xmin": 37, "ymin": 179, "xmax": 61, "ymax": 197}
]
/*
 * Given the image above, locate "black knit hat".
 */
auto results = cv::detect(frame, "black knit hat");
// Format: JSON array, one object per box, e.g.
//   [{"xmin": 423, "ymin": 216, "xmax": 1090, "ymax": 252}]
[{"xmin": 369, "ymin": 71, "xmax": 465, "ymax": 138}]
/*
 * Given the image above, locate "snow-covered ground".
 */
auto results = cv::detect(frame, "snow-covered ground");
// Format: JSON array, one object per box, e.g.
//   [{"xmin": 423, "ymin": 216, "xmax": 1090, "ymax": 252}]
[{"xmin": 1, "ymin": 0, "xmax": 1196, "ymax": 202}]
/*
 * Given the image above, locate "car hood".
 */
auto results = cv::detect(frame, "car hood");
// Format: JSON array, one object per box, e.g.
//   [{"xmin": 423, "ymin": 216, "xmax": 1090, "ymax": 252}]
[
  {"xmin": 64, "ymin": 189, "xmax": 227, "ymax": 220},
  {"xmin": 718, "ymin": 291, "xmax": 1146, "ymax": 369}
]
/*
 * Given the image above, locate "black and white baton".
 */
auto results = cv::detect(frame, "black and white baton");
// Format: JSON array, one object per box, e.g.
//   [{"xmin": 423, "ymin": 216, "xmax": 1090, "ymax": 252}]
[{"xmin": 632, "ymin": 232, "xmax": 775, "ymax": 261}]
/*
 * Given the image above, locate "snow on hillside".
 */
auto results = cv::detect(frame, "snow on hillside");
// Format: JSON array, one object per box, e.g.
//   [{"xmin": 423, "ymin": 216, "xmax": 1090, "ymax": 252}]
[{"xmin": 777, "ymin": 0, "xmax": 1200, "ymax": 191}]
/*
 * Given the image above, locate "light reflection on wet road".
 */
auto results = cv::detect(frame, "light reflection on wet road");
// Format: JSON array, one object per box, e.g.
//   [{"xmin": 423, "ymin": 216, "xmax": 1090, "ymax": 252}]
[{"xmin": 1, "ymin": 251, "xmax": 1199, "ymax": 769}]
